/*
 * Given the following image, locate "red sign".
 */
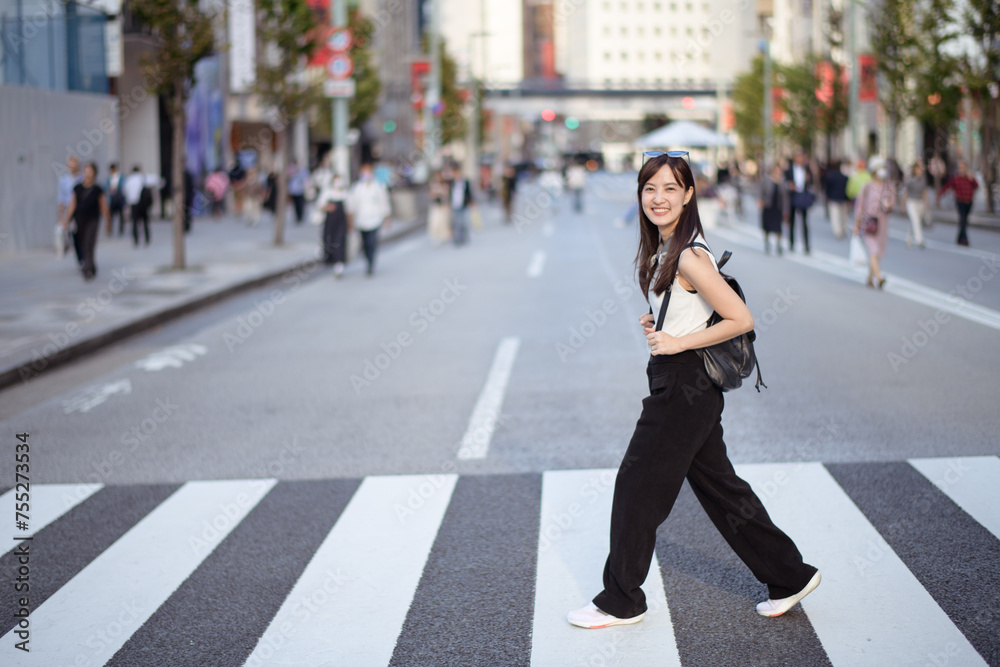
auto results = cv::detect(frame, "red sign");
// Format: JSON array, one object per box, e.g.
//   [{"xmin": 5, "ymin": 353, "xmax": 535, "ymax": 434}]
[
  {"xmin": 859, "ymin": 54, "xmax": 877, "ymax": 102},
  {"xmin": 328, "ymin": 55, "xmax": 354, "ymax": 79},
  {"xmin": 328, "ymin": 28, "xmax": 352, "ymax": 53}
]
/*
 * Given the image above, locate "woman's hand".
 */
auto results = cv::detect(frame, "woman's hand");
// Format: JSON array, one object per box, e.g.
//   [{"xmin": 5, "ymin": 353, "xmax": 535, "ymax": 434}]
[
  {"xmin": 639, "ymin": 313, "xmax": 654, "ymax": 330},
  {"xmin": 646, "ymin": 330, "xmax": 685, "ymax": 356}
]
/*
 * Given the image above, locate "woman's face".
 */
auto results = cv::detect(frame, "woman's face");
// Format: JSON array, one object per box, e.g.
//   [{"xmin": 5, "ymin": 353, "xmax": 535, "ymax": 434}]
[
  {"xmin": 83, "ymin": 165, "xmax": 96, "ymax": 184},
  {"xmin": 641, "ymin": 163, "xmax": 692, "ymax": 235}
]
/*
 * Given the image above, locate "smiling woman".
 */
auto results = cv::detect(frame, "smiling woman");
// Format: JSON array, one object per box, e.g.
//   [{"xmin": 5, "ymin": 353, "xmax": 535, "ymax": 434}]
[{"xmin": 566, "ymin": 153, "xmax": 821, "ymax": 630}]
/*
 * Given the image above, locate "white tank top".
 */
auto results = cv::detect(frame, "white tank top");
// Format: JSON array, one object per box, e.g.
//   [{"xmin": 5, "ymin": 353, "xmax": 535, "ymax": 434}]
[{"xmin": 649, "ymin": 236, "xmax": 717, "ymax": 338}]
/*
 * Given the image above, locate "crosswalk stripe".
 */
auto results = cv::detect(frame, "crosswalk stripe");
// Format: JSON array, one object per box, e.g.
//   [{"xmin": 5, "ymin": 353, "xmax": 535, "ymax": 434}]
[
  {"xmin": 531, "ymin": 469, "xmax": 681, "ymax": 666},
  {"xmin": 390, "ymin": 474, "xmax": 542, "ymax": 665},
  {"xmin": 2, "ymin": 483, "xmax": 102, "ymax": 554},
  {"xmin": 0, "ymin": 483, "xmax": 181, "ymax": 639},
  {"xmin": 737, "ymin": 462, "xmax": 987, "ymax": 667},
  {"xmin": 827, "ymin": 461, "xmax": 1000, "ymax": 666},
  {"xmin": 246, "ymin": 474, "xmax": 458, "ymax": 666},
  {"xmin": 527, "ymin": 250, "xmax": 547, "ymax": 277},
  {"xmin": 107, "ymin": 479, "xmax": 361, "ymax": 667},
  {"xmin": 909, "ymin": 456, "xmax": 1000, "ymax": 541},
  {"xmin": 0, "ymin": 479, "xmax": 274, "ymax": 666}
]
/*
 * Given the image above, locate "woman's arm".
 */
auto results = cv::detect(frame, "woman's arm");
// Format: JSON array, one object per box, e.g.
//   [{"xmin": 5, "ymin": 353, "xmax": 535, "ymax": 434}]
[
  {"xmin": 644, "ymin": 248, "xmax": 754, "ymax": 355},
  {"xmin": 100, "ymin": 193, "xmax": 111, "ymax": 228}
]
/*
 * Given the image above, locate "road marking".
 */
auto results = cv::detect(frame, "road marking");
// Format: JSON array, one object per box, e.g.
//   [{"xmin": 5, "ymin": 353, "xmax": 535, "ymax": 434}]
[
  {"xmin": 527, "ymin": 250, "xmax": 547, "ymax": 277},
  {"xmin": 61, "ymin": 379, "xmax": 132, "ymax": 414},
  {"xmin": 737, "ymin": 462, "xmax": 987, "ymax": 667},
  {"xmin": 1, "ymin": 479, "xmax": 274, "ymax": 666},
  {"xmin": 532, "ymin": 469, "xmax": 680, "ymax": 666},
  {"xmin": 134, "ymin": 344, "xmax": 208, "ymax": 371},
  {"xmin": 909, "ymin": 456, "xmax": 1000, "ymax": 541},
  {"xmin": 457, "ymin": 337, "xmax": 520, "ymax": 460},
  {"xmin": 2, "ymin": 483, "xmax": 102, "ymax": 553},
  {"xmin": 542, "ymin": 222, "xmax": 555, "ymax": 237},
  {"xmin": 711, "ymin": 226, "xmax": 1000, "ymax": 331},
  {"xmin": 247, "ymin": 474, "xmax": 457, "ymax": 666}
]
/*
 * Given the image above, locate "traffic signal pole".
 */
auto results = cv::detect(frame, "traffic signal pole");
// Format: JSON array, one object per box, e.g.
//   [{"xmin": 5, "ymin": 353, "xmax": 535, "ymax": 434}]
[{"xmin": 332, "ymin": 0, "xmax": 350, "ymax": 180}]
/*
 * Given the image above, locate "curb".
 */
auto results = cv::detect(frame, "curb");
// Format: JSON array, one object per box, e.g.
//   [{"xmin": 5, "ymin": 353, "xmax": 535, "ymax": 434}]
[{"xmin": 0, "ymin": 219, "xmax": 425, "ymax": 392}]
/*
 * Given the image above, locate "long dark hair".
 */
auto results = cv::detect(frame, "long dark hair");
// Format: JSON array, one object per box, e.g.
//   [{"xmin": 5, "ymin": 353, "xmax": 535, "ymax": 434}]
[{"xmin": 634, "ymin": 154, "xmax": 704, "ymax": 300}]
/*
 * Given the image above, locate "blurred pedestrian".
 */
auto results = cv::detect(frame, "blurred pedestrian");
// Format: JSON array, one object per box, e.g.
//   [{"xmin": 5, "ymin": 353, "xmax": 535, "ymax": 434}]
[
  {"xmin": 449, "ymin": 169, "xmax": 474, "ymax": 246},
  {"xmin": 846, "ymin": 158, "xmax": 871, "ymax": 205},
  {"xmin": 60, "ymin": 162, "xmax": 110, "ymax": 281},
  {"xmin": 567, "ymin": 161, "xmax": 587, "ymax": 213},
  {"xmin": 243, "ymin": 167, "xmax": 263, "ymax": 227},
  {"xmin": 229, "ymin": 160, "xmax": 247, "ymax": 216},
  {"xmin": 124, "ymin": 165, "xmax": 151, "ymax": 246},
  {"xmin": 205, "ymin": 168, "xmax": 229, "ymax": 218},
  {"xmin": 348, "ymin": 163, "xmax": 391, "ymax": 275},
  {"xmin": 784, "ymin": 152, "xmax": 815, "ymax": 254},
  {"xmin": 262, "ymin": 169, "xmax": 278, "ymax": 224},
  {"xmin": 106, "ymin": 162, "xmax": 126, "ymax": 237},
  {"xmin": 427, "ymin": 170, "xmax": 452, "ymax": 244},
  {"xmin": 58, "ymin": 155, "xmax": 84, "ymax": 265},
  {"xmin": 937, "ymin": 160, "xmax": 978, "ymax": 247},
  {"xmin": 567, "ymin": 152, "xmax": 819, "ymax": 629},
  {"xmin": 759, "ymin": 163, "xmax": 788, "ymax": 255},
  {"xmin": 902, "ymin": 161, "xmax": 929, "ymax": 249},
  {"xmin": 318, "ymin": 171, "xmax": 349, "ymax": 277},
  {"xmin": 853, "ymin": 156, "xmax": 896, "ymax": 289},
  {"xmin": 288, "ymin": 159, "xmax": 309, "ymax": 225},
  {"xmin": 822, "ymin": 160, "xmax": 850, "ymax": 239},
  {"xmin": 501, "ymin": 165, "xmax": 518, "ymax": 223}
]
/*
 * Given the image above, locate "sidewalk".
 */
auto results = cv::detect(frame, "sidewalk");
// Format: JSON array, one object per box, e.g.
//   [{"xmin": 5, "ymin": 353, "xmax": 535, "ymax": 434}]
[
  {"xmin": 0, "ymin": 211, "xmax": 424, "ymax": 391},
  {"xmin": 927, "ymin": 203, "xmax": 1000, "ymax": 231}
]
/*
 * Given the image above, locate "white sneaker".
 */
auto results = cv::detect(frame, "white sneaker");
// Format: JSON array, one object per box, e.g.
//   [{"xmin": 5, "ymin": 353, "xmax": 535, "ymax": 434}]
[
  {"xmin": 567, "ymin": 602, "xmax": 645, "ymax": 629},
  {"xmin": 756, "ymin": 570, "xmax": 822, "ymax": 617}
]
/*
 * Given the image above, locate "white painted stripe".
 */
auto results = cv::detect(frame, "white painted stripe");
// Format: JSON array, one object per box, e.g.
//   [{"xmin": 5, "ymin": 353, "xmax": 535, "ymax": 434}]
[
  {"xmin": 457, "ymin": 337, "xmax": 521, "ymax": 460},
  {"xmin": 711, "ymin": 226, "xmax": 1000, "ymax": 331},
  {"xmin": 0, "ymin": 479, "xmax": 274, "ymax": 666},
  {"xmin": 2, "ymin": 483, "xmax": 102, "ymax": 554},
  {"xmin": 527, "ymin": 250, "xmax": 547, "ymax": 277},
  {"xmin": 531, "ymin": 469, "xmax": 681, "ymax": 667},
  {"xmin": 909, "ymin": 456, "xmax": 1000, "ymax": 541},
  {"xmin": 736, "ymin": 462, "xmax": 987, "ymax": 667},
  {"xmin": 246, "ymin": 474, "xmax": 458, "ymax": 666}
]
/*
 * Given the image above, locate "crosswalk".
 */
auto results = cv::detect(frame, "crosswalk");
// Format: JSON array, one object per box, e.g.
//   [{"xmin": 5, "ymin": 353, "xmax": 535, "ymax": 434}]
[{"xmin": 2, "ymin": 456, "xmax": 998, "ymax": 666}]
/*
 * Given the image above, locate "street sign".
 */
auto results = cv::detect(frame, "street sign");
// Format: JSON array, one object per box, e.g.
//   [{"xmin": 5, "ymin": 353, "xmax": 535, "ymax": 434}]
[
  {"xmin": 323, "ymin": 78, "xmax": 356, "ymax": 98},
  {"xmin": 328, "ymin": 28, "xmax": 352, "ymax": 53},
  {"xmin": 328, "ymin": 54, "xmax": 354, "ymax": 80}
]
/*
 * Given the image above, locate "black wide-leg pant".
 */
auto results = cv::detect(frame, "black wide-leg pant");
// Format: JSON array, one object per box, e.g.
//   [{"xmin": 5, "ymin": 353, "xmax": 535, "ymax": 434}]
[{"xmin": 593, "ymin": 351, "xmax": 817, "ymax": 619}]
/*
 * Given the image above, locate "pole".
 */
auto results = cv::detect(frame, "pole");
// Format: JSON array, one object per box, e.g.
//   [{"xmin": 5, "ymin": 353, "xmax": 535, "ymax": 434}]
[
  {"xmin": 762, "ymin": 28, "xmax": 772, "ymax": 170},
  {"xmin": 331, "ymin": 0, "xmax": 350, "ymax": 180},
  {"xmin": 423, "ymin": 0, "xmax": 441, "ymax": 170},
  {"xmin": 847, "ymin": 0, "xmax": 859, "ymax": 162}
]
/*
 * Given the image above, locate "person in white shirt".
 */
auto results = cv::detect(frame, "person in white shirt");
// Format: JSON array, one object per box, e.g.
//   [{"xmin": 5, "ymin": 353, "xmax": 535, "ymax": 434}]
[
  {"xmin": 123, "ymin": 165, "xmax": 150, "ymax": 246},
  {"xmin": 566, "ymin": 162, "xmax": 587, "ymax": 213},
  {"xmin": 106, "ymin": 163, "xmax": 126, "ymax": 237},
  {"xmin": 347, "ymin": 163, "xmax": 391, "ymax": 276},
  {"xmin": 57, "ymin": 155, "xmax": 84, "ymax": 264}
]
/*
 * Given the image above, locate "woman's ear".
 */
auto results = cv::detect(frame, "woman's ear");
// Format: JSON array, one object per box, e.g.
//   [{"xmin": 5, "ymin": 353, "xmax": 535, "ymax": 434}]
[{"xmin": 683, "ymin": 187, "xmax": 693, "ymax": 207}]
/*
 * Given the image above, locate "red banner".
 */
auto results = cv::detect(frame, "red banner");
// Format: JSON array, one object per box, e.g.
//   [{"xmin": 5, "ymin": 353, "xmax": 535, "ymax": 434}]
[{"xmin": 859, "ymin": 54, "xmax": 877, "ymax": 102}]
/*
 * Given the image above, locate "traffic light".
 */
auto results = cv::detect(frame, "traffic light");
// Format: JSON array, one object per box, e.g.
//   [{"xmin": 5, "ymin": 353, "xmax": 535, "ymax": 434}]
[
  {"xmin": 541, "ymin": 109, "xmax": 556, "ymax": 122},
  {"xmin": 564, "ymin": 117, "xmax": 579, "ymax": 130}
]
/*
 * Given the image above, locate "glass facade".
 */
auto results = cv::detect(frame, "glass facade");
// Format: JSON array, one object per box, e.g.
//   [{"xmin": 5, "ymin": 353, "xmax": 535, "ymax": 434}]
[{"xmin": 0, "ymin": 0, "xmax": 108, "ymax": 93}]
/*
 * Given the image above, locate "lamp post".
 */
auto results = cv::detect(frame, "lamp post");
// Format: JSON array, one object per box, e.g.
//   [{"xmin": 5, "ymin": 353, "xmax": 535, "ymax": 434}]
[{"xmin": 331, "ymin": 0, "xmax": 350, "ymax": 180}]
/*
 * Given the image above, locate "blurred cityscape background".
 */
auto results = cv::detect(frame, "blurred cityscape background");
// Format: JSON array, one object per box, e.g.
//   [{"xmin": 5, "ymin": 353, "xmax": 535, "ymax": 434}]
[{"xmin": 0, "ymin": 0, "xmax": 997, "ymax": 256}]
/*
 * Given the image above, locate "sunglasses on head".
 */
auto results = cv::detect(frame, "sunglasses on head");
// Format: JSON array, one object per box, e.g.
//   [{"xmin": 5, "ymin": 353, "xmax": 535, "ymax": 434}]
[{"xmin": 643, "ymin": 150, "xmax": 690, "ymax": 160}]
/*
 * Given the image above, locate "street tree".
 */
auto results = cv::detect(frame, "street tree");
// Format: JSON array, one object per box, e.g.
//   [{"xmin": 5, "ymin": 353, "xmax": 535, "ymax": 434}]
[
  {"xmin": 911, "ymin": 0, "xmax": 962, "ymax": 180},
  {"xmin": 732, "ymin": 55, "xmax": 768, "ymax": 164},
  {"xmin": 817, "ymin": 7, "xmax": 850, "ymax": 161},
  {"xmin": 129, "ymin": 0, "xmax": 216, "ymax": 270},
  {"xmin": 957, "ymin": 0, "xmax": 999, "ymax": 213},
  {"xmin": 869, "ymin": 0, "xmax": 919, "ymax": 163},
  {"xmin": 347, "ymin": 9, "xmax": 381, "ymax": 129},
  {"xmin": 254, "ymin": 0, "xmax": 322, "ymax": 246},
  {"xmin": 775, "ymin": 57, "xmax": 820, "ymax": 154},
  {"xmin": 439, "ymin": 39, "xmax": 466, "ymax": 147}
]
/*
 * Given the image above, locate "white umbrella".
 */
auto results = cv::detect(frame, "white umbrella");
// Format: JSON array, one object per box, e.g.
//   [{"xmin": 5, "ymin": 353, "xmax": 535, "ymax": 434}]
[{"xmin": 634, "ymin": 120, "xmax": 734, "ymax": 149}]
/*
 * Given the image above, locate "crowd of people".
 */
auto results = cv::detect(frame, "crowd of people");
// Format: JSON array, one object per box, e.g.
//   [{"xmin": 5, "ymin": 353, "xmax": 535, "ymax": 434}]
[{"xmin": 746, "ymin": 151, "xmax": 985, "ymax": 289}]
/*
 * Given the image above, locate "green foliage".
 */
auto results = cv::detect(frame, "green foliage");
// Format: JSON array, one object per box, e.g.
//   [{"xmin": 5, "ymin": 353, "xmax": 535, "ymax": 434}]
[
  {"xmin": 910, "ymin": 0, "xmax": 962, "ymax": 131},
  {"xmin": 732, "ymin": 54, "xmax": 767, "ymax": 159},
  {"xmin": 348, "ymin": 9, "xmax": 381, "ymax": 129},
  {"xmin": 775, "ymin": 56, "xmax": 821, "ymax": 153},
  {"xmin": 129, "ymin": 0, "xmax": 216, "ymax": 112},
  {"xmin": 254, "ymin": 0, "xmax": 323, "ymax": 121},
  {"xmin": 438, "ymin": 39, "xmax": 466, "ymax": 146},
  {"xmin": 869, "ymin": 0, "xmax": 919, "ymax": 126}
]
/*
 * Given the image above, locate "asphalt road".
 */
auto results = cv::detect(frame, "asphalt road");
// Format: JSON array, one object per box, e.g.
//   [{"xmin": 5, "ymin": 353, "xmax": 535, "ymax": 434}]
[{"xmin": 2, "ymin": 173, "xmax": 998, "ymax": 666}]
